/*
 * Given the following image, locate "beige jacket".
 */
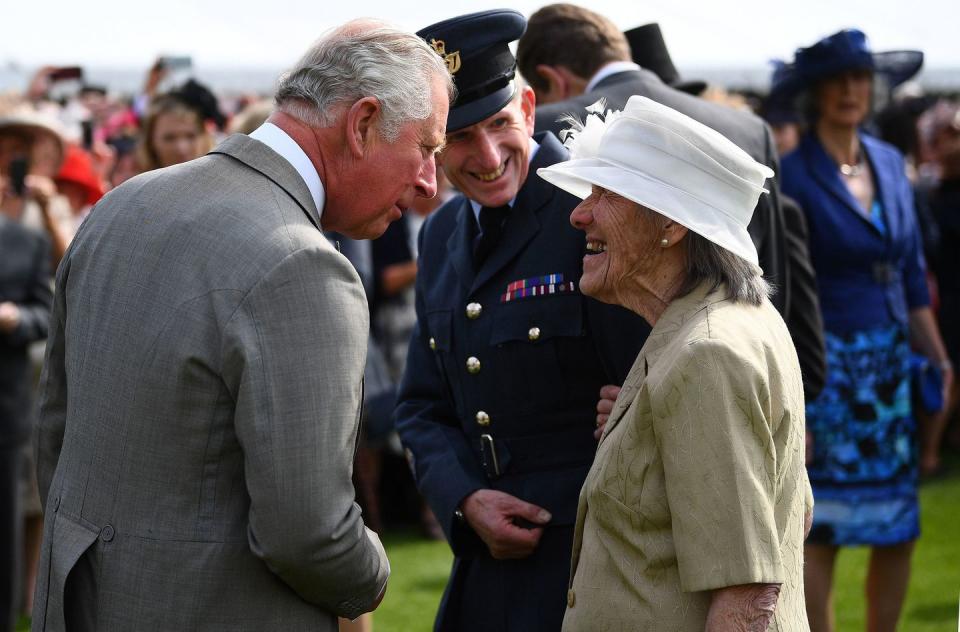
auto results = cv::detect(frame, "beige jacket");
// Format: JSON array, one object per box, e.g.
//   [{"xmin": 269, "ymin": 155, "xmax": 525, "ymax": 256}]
[{"xmin": 563, "ymin": 283, "xmax": 810, "ymax": 631}]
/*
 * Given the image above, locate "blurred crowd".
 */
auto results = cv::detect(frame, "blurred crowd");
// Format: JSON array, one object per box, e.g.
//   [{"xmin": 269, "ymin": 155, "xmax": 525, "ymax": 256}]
[{"xmin": 1, "ymin": 17, "xmax": 960, "ymax": 632}]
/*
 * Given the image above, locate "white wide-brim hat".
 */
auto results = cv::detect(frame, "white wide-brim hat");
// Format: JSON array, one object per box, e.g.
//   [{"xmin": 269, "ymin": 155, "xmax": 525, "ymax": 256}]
[{"xmin": 538, "ymin": 95, "xmax": 774, "ymax": 266}]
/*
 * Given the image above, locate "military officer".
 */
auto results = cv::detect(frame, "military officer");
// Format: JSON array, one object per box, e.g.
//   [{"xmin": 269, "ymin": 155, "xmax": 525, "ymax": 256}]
[{"xmin": 394, "ymin": 10, "xmax": 649, "ymax": 631}]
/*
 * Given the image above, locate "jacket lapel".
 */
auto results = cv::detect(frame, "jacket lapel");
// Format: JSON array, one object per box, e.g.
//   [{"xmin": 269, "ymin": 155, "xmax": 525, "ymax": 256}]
[
  {"xmin": 862, "ymin": 135, "xmax": 901, "ymax": 245},
  {"xmin": 208, "ymin": 134, "xmax": 322, "ymax": 231},
  {"xmin": 469, "ymin": 133, "xmax": 566, "ymax": 293},
  {"xmin": 804, "ymin": 134, "xmax": 880, "ymax": 234},
  {"xmin": 445, "ymin": 197, "xmax": 477, "ymax": 290}
]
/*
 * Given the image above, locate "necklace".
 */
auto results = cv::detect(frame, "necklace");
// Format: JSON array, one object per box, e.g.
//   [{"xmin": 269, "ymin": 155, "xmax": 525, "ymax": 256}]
[{"xmin": 839, "ymin": 151, "xmax": 864, "ymax": 177}]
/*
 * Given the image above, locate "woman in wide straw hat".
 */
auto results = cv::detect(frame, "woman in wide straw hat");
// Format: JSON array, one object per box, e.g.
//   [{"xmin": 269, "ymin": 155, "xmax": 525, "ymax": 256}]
[
  {"xmin": 779, "ymin": 29, "xmax": 951, "ymax": 632},
  {"xmin": 538, "ymin": 95, "xmax": 810, "ymax": 631}
]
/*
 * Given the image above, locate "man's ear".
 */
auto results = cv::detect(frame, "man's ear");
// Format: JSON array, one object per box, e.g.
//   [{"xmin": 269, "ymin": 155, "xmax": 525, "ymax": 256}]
[
  {"xmin": 519, "ymin": 85, "xmax": 536, "ymax": 136},
  {"xmin": 345, "ymin": 96, "xmax": 381, "ymax": 157},
  {"xmin": 534, "ymin": 64, "xmax": 568, "ymax": 104}
]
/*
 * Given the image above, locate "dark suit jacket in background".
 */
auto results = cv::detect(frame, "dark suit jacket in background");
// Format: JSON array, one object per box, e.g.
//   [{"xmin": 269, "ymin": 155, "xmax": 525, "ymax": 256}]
[
  {"xmin": 1, "ymin": 216, "xmax": 51, "ymax": 632},
  {"xmin": 0, "ymin": 216, "xmax": 51, "ymax": 446},
  {"xmin": 535, "ymin": 68, "xmax": 826, "ymax": 398}
]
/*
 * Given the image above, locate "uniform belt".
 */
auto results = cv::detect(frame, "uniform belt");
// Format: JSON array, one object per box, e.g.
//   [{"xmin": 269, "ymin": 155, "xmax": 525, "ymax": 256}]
[{"xmin": 476, "ymin": 425, "xmax": 597, "ymax": 480}]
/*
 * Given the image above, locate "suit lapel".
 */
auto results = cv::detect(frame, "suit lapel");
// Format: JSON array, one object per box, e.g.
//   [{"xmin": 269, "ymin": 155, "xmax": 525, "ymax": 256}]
[
  {"xmin": 208, "ymin": 134, "xmax": 322, "ymax": 231},
  {"xmin": 446, "ymin": 197, "xmax": 477, "ymax": 290},
  {"xmin": 469, "ymin": 134, "xmax": 566, "ymax": 293}
]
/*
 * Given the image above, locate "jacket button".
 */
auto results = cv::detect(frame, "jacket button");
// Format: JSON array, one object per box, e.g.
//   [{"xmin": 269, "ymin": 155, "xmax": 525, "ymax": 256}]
[
  {"xmin": 100, "ymin": 524, "xmax": 115, "ymax": 542},
  {"xmin": 54, "ymin": 496, "xmax": 61, "ymax": 512},
  {"xmin": 475, "ymin": 411, "xmax": 491, "ymax": 427},
  {"xmin": 528, "ymin": 326, "xmax": 541, "ymax": 341},
  {"xmin": 567, "ymin": 589, "xmax": 575, "ymax": 608},
  {"xmin": 429, "ymin": 337, "xmax": 437, "ymax": 350},
  {"xmin": 466, "ymin": 302, "xmax": 482, "ymax": 319},
  {"xmin": 466, "ymin": 356, "xmax": 481, "ymax": 374}
]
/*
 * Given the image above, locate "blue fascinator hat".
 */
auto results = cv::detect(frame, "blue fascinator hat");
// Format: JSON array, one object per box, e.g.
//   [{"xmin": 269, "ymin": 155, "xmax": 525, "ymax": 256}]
[{"xmin": 786, "ymin": 29, "xmax": 923, "ymax": 96}]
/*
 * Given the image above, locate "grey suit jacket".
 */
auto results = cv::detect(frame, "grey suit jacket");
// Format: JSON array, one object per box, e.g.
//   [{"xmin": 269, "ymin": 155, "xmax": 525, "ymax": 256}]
[{"xmin": 33, "ymin": 134, "xmax": 388, "ymax": 631}]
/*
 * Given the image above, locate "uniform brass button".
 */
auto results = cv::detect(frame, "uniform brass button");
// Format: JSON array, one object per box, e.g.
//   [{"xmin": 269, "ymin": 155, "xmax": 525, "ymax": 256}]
[
  {"xmin": 429, "ymin": 337, "xmax": 437, "ymax": 350},
  {"xmin": 528, "ymin": 326, "xmax": 541, "ymax": 341},
  {"xmin": 475, "ymin": 410, "xmax": 491, "ymax": 427},
  {"xmin": 567, "ymin": 589, "xmax": 575, "ymax": 608},
  {"xmin": 466, "ymin": 356, "xmax": 481, "ymax": 374},
  {"xmin": 466, "ymin": 302, "xmax": 483, "ymax": 319}
]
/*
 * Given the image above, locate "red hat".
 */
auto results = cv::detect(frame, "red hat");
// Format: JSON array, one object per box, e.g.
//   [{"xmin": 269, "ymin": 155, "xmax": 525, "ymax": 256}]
[{"xmin": 54, "ymin": 144, "xmax": 105, "ymax": 206}]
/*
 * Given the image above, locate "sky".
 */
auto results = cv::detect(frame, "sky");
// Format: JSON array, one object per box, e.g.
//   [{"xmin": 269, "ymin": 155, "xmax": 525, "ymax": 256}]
[{"xmin": 2, "ymin": 0, "xmax": 957, "ymax": 71}]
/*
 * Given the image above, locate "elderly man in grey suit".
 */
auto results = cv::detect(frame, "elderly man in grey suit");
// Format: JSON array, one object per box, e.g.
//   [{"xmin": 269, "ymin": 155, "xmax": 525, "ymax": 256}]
[{"xmin": 32, "ymin": 21, "xmax": 451, "ymax": 631}]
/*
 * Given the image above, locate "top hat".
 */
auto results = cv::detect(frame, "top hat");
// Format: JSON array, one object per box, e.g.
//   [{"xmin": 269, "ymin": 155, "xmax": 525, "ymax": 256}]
[
  {"xmin": 623, "ymin": 23, "xmax": 706, "ymax": 96},
  {"xmin": 418, "ymin": 9, "xmax": 527, "ymax": 132}
]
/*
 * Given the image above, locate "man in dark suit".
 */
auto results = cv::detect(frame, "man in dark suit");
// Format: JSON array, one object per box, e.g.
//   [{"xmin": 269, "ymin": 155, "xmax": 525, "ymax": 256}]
[
  {"xmin": 0, "ymin": 208, "xmax": 52, "ymax": 632},
  {"xmin": 395, "ymin": 10, "xmax": 649, "ymax": 631},
  {"xmin": 517, "ymin": 3, "xmax": 826, "ymax": 399}
]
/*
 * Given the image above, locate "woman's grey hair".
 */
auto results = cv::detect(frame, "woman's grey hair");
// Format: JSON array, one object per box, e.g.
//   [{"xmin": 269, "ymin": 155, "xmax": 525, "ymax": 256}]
[
  {"xmin": 643, "ymin": 206, "xmax": 770, "ymax": 305},
  {"xmin": 275, "ymin": 21, "xmax": 454, "ymax": 142},
  {"xmin": 681, "ymin": 231, "xmax": 771, "ymax": 306}
]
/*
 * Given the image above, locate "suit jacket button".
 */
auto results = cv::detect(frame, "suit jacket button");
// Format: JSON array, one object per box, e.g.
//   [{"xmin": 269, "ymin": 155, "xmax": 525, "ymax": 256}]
[
  {"xmin": 567, "ymin": 589, "xmax": 575, "ymax": 608},
  {"xmin": 466, "ymin": 356, "xmax": 481, "ymax": 374},
  {"xmin": 475, "ymin": 411, "xmax": 490, "ymax": 427},
  {"xmin": 100, "ymin": 524, "xmax": 115, "ymax": 542},
  {"xmin": 528, "ymin": 326, "xmax": 541, "ymax": 341},
  {"xmin": 429, "ymin": 337, "xmax": 437, "ymax": 350},
  {"xmin": 466, "ymin": 302, "xmax": 482, "ymax": 319},
  {"xmin": 54, "ymin": 496, "xmax": 61, "ymax": 512}
]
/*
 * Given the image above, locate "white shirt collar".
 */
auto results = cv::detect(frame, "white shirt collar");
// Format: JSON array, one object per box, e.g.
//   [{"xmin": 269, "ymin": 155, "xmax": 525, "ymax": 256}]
[
  {"xmin": 249, "ymin": 122, "xmax": 325, "ymax": 220},
  {"xmin": 585, "ymin": 61, "xmax": 641, "ymax": 93},
  {"xmin": 469, "ymin": 136, "xmax": 541, "ymax": 222}
]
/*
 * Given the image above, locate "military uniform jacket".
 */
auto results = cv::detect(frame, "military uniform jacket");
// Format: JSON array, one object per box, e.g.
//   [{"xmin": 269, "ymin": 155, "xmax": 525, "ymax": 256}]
[{"xmin": 396, "ymin": 133, "xmax": 649, "ymax": 630}]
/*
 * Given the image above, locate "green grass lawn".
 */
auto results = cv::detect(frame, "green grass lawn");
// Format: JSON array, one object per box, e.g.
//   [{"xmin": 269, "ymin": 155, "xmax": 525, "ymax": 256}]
[{"xmin": 15, "ymin": 459, "xmax": 959, "ymax": 632}]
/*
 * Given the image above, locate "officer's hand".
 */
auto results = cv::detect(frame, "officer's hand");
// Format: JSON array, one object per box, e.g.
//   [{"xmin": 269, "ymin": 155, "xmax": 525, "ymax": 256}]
[
  {"xmin": 595, "ymin": 384, "xmax": 621, "ymax": 439},
  {"xmin": 461, "ymin": 489, "xmax": 551, "ymax": 560}
]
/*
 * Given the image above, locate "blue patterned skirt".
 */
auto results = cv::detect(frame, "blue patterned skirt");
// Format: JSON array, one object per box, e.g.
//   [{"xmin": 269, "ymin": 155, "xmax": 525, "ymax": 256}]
[{"xmin": 805, "ymin": 324, "xmax": 919, "ymax": 546}]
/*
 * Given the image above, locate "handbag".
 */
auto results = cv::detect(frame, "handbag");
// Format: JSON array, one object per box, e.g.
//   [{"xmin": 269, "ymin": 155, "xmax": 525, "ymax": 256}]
[{"xmin": 909, "ymin": 353, "xmax": 944, "ymax": 414}]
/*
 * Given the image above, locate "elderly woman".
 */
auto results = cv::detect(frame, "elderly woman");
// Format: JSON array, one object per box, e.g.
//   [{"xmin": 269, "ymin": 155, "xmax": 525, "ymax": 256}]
[
  {"xmin": 537, "ymin": 96, "xmax": 810, "ymax": 631},
  {"xmin": 779, "ymin": 30, "xmax": 951, "ymax": 632}
]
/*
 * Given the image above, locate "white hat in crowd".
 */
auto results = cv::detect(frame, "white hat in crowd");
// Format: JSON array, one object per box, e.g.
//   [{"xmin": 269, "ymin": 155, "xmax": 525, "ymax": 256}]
[{"xmin": 538, "ymin": 95, "xmax": 773, "ymax": 266}]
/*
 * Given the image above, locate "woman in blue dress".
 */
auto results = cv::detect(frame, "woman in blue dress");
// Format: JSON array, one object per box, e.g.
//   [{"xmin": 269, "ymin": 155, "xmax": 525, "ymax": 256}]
[{"xmin": 780, "ymin": 30, "xmax": 953, "ymax": 632}]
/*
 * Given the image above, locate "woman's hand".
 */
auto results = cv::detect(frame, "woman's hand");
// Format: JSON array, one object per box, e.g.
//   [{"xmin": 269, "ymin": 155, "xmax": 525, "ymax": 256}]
[{"xmin": 706, "ymin": 583, "xmax": 781, "ymax": 632}]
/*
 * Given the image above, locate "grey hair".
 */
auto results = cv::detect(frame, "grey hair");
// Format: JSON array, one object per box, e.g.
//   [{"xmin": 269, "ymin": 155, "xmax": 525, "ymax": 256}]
[
  {"xmin": 275, "ymin": 21, "xmax": 454, "ymax": 142},
  {"xmin": 681, "ymin": 231, "xmax": 771, "ymax": 306}
]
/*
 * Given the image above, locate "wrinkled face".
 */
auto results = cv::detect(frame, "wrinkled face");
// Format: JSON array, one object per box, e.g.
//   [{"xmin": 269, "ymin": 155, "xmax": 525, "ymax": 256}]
[
  {"xmin": 569, "ymin": 186, "xmax": 663, "ymax": 305},
  {"xmin": 439, "ymin": 87, "xmax": 536, "ymax": 207},
  {"xmin": 328, "ymin": 75, "xmax": 449, "ymax": 240},
  {"xmin": 816, "ymin": 69, "xmax": 873, "ymax": 128},
  {"xmin": 152, "ymin": 111, "xmax": 204, "ymax": 168}
]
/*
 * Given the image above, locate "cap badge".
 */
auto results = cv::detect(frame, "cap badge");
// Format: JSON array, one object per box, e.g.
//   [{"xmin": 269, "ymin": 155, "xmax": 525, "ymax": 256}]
[{"xmin": 430, "ymin": 38, "xmax": 462, "ymax": 75}]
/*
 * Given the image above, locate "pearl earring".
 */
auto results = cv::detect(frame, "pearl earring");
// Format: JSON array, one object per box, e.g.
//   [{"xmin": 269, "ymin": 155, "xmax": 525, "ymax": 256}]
[{"xmin": 660, "ymin": 238, "xmax": 669, "ymax": 247}]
